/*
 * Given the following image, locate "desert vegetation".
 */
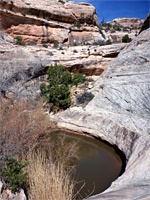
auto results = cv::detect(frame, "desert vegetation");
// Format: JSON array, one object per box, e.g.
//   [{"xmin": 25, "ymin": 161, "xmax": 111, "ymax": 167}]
[
  {"xmin": 27, "ymin": 151, "xmax": 75, "ymax": 200},
  {"xmin": 15, "ymin": 36, "xmax": 25, "ymax": 46},
  {"xmin": 77, "ymin": 92, "xmax": 94, "ymax": 105},
  {"xmin": 40, "ymin": 63, "xmax": 90, "ymax": 112},
  {"xmin": 0, "ymin": 98, "xmax": 81, "ymax": 199},
  {"xmin": 74, "ymin": 21, "xmax": 81, "ymax": 28},
  {"xmin": 122, "ymin": 34, "xmax": 132, "ymax": 43}
]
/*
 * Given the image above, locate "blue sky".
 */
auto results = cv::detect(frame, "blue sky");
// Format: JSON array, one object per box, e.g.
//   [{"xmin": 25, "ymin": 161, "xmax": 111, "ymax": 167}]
[{"xmin": 68, "ymin": 0, "xmax": 150, "ymax": 23}]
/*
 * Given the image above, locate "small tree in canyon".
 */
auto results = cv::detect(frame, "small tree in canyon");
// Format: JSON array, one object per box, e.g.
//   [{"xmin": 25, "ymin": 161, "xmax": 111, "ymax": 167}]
[{"xmin": 40, "ymin": 64, "xmax": 87, "ymax": 112}]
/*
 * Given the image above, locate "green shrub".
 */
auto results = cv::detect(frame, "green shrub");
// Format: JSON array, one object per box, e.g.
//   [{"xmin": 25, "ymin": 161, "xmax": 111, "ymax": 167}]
[
  {"xmin": 40, "ymin": 64, "xmax": 72, "ymax": 111},
  {"xmin": 77, "ymin": 92, "xmax": 94, "ymax": 104},
  {"xmin": 54, "ymin": 40, "xmax": 59, "ymax": 48},
  {"xmin": 113, "ymin": 25, "xmax": 121, "ymax": 31},
  {"xmin": 122, "ymin": 34, "xmax": 132, "ymax": 43},
  {"xmin": 73, "ymin": 42, "xmax": 78, "ymax": 46},
  {"xmin": 40, "ymin": 64, "xmax": 88, "ymax": 111},
  {"xmin": 0, "ymin": 157, "xmax": 29, "ymax": 192},
  {"xmin": 15, "ymin": 36, "xmax": 25, "ymax": 46},
  {"xmin": 102, "ymin": 23, "xmax": 112, "ymax": 29},
  {"xmin": 58, "ymin": 0, "xmax": 65, "ymax": 4},
  {"xmin": 74, "ymin": 21, "xmax": 81, "ymax": 28},
  {"xmin": 72, "ymin": 73, "xmax": 87, "ymax": 86},
  {"xmin": 105, "ymin": 39, "xmax": 112, "ymax": 45},
  {"xmin": 59, "ymin": 46, "xmax": 63, "ymax": 50}
]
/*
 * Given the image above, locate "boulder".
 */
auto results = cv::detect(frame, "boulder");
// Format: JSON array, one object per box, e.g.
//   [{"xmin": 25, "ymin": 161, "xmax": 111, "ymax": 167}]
[{"xmin": 0, "ymin": 181, "xmax": 26, "ymax": 200}]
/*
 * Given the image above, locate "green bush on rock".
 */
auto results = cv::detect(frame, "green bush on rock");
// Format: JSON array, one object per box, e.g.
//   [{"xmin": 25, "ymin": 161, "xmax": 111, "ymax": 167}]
[
  {"xmin": 72, "ymin": 73, "xmax": 87, "ymax": 86},
  {"xmin": 77, "ymin": 92, "xmax": 94, "ymax": 104},
  {"xmin": 40, "ymin": 64, "xmax": 72, "ymax": 111},
  {"xmin": 40, "ymin": 64, "xmax": 87, "ymax": 112},
  {"xmin": 0, "ymin": 157, "xmax": 29, "ymax": 192},
  {"xmin": 15, "ymin": 36, "xmax": 25, "ymax": 46},
  {"xmin": 122, "ymin": 34, "xmax": 132, "ymax": 43},
  {"xmin": 74, "ymin": 21, "xmax": 81, "ymax": 28}
]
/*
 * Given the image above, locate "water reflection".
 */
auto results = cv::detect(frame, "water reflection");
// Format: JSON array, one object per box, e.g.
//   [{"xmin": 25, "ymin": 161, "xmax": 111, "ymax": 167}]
[{"xmin": 41, "ymin": 131, "xmax": 122, "ymax": 199}]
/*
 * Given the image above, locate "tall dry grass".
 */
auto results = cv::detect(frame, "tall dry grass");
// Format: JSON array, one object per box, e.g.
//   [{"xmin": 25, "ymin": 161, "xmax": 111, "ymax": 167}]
[
  {"xmin": 0, "ymin": 98, "xmax": 55, "ymax": 159},
  {"xmin": 0, "ymin": 98, "xmax": 82, "ymax": 199},
  {"xmin": 27, "ymin": 151, "xmax": 76, "ymax": 200}
]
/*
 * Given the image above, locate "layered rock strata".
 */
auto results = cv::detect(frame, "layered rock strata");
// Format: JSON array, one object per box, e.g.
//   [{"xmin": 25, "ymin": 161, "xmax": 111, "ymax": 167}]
[
  {"xmin": 52, "ymin": 28, "xmax": 150, "ymax": 199},
  {"xmin": 0, "ymin": 1, "xmax": 143, "ymax": 45},
  {"xmin": 0, "ymin": 0, "xmax": 106, "ymax": 45},
  {"xmin": 0, "ymin": 33, "xmax": 126, "ymax": 98}
]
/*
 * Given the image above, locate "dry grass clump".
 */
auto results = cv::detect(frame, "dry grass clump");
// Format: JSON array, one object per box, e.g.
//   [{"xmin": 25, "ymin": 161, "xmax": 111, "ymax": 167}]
[
  {"xmin": 39, "ymin": 134, "xmax": 79, "ymax": 170},
  {"xmin": 0, "ymin": 98, "xmax": 83, "ymax": 199},
  {"xmin": 27, "ymin": 150, "xmax": 75, "ymax": 200},
  {"xmin": 0, "ymin": 98, "xmax": 55, "ymax": 159}
]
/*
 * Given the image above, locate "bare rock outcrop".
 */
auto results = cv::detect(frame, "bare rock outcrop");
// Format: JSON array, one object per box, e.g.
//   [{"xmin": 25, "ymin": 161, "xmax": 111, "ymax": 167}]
[
  {"xmin": 52, "ymin": 28, "xmax": 150, "ymax": 199},
  {"xmin": 100, "ymin": 17, "xmax": 144, "ymax": 43},
  {"xmin": 0, "ymin": 34, "xmax": 126, "ymax": 98},
  {"xmin": 0, "ymin": 0, "xmax": 106, "ymax": 45},
  {"xmin": 0, "ymin": 182, "xmax": 26, "ymax": 200}
]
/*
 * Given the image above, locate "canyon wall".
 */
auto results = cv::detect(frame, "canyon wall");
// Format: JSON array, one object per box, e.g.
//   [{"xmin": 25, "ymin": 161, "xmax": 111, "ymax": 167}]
[
  {"xmin": 0, "ymin": 0, "xmax": 103, "ymax": 45},
  {"xmin": 0, "ymin": 0, "xmax": 143, "ymax": 45},
  {"xmin": 0, "ymin": 31, "xmax": 126, "ymax": 99}
]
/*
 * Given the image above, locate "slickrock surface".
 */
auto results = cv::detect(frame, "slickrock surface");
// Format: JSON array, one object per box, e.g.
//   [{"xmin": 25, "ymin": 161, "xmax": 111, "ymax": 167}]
[
  {"xmin": 53, "ymin": 28, "xmax": 150, "ymax": 199},
  {"xmin": 0, "ymin": 32, "xmax": 126, "ymax": 98}
]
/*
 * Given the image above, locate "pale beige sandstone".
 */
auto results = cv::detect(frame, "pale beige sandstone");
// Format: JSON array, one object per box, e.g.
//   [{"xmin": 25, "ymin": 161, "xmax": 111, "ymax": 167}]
[
  {"xmin": 111, "ymin": 17, "xmax": 144, "ymax": 29},
  {"xmin": 102, "ymin": 17, "xmax": 144, "ymax": 43},
  {"xmin": 52, "ymin": 28, "xmax": 150, "ymax": 199}
]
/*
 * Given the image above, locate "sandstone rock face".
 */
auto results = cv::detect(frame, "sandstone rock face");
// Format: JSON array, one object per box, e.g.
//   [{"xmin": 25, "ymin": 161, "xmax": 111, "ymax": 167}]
[
  {"xmin": 111, "ymin": 17, "xmax": 144, "ymax": 29},
  {"xmin": 0, "ymin": 34, "xmax": 126, "ymax": 98},
  {"xmin": 0, "ymin": 1, "xmax": 144, "ymax": 45},
  {"xmin": 52, "ymin": 28, "xmax": 150, "ymax": 199},
  {"xmin": 0, "ymin": 182, "xmax": 26, "ymax": 200},
  {"xmin": 0, "ymin": 0, "xmax": 104, "ymax": 45},
  {"xmin": 100, "ymin": 17, "xmax": 144, "ymax": 43}
]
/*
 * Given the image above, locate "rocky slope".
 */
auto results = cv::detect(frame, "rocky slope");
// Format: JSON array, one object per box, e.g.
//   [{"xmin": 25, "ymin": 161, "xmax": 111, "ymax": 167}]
[
  {"xmin": 0, "ymin": 0, "xmax": 108, "ymax": 45},
  {"xmin": 0, "ymin": 31, "xmax": 126, "ymax": 99},
  {"xmin": 100, "ymin": 17, "xmax": 144, "ymax": 43},
  {"xmin": 53, "ymin": 26, "xmax": 150, "ymax": 199}
]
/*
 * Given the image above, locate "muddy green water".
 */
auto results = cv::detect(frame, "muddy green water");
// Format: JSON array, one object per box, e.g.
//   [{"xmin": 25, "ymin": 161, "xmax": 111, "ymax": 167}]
[{"xmin": 44, "ymin": 131, "xmax": 122, "ymax": 199}]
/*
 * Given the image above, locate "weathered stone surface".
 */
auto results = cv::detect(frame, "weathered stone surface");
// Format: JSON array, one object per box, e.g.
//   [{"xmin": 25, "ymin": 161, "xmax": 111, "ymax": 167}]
[
  {"xmin": 52, "ymin": 28, "xmax": 150, "ymax": 199},
  {"xmin": 0, "ymin": 35, "xmax": 125, "ymax": 98},
  {"xmin": 111, "ymin": 17, "xmax": 144, "ymax": 29},
  {"xmin": 100, "ymin": 17, "xmax": 144, "ymax": 43},
  {"xmin": 0, "ymin": 0, "xmax": 103, "ymax": 44},
  {"xmin": 0, "ymin": 181, "xmax": 26, "ymax": 200},
  {"xmin": 0, "ymin": 1, "xmax": 144, "ymax": 45}
]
